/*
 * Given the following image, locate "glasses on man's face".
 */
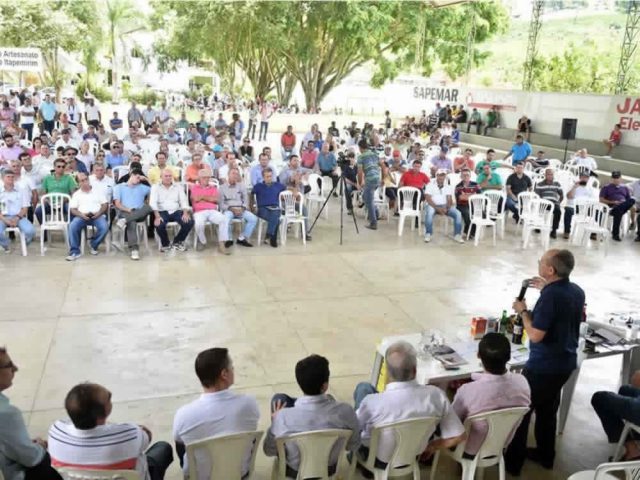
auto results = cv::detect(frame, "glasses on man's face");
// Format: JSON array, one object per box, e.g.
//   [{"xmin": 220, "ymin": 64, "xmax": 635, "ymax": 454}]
[{"xmin": 0, "ymin": 361, "xmax": 16, "ymax": 370}]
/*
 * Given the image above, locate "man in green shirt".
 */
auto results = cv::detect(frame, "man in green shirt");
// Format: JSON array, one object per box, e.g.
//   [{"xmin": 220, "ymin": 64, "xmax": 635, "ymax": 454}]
[
  {"xmin": 175, "ymin": 112, "xmax": 190, "ymax": 131},
  {"xmin": 35, "ymin": 158, "xmax": 76, "ymax": 228},
  {"xmin": 474, "ymin": 149, "xmax": 513, "ymax": 175},
  {"xmin": 476, "ymin": 163, "xmax": 503, "ymax": 191},
  {"xmin": 357, "ymin": 139, "xmax": 382, "ymax": 230},
  {"xmin": 483, "ymin": 106, "xmax": 500, "ymax": 135}
]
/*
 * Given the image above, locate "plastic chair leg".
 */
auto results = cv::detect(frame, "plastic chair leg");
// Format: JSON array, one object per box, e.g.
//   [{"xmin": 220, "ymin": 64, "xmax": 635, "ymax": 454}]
[
  {"xmin": 398, "ymin": 216, "xmax": 404, "ymax": 236},
  {"xmin": 40, "ymin": 230, "xmax": 45, "ymax": 256},
  {"xmin": 429, "ymin": 451, "xmax": 441, "ymax": 480},
  {"xmin": 498, "ymin": 456, "xmax": 506, "ymax": 480},
  {"xmin": 492, "ymin": 226, "xmax": 496, "ymax": 246},
  {"xmin": 19, "ymin": 233, "xmax": 27, "ymax": 256}
]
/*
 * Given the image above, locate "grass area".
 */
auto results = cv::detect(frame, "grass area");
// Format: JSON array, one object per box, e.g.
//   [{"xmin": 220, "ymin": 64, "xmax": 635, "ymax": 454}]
[{"xmin": 471, "ymin": 12, "xmax": 628, "ymax": 89}]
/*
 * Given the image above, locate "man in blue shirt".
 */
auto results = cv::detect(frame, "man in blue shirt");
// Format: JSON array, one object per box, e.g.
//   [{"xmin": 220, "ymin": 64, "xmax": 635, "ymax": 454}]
[
  {"xmin": 506, "ymin": 249, "xmax": 585, "ymax": 475},
  {"xmin": 253, "ymin": 168, "xmax": 285, "ymax": 248},
  {"xmin": 317, "ymin": 142, "xmax": 337, "ymax": 195},
  {"xmin": 106, "ymin": 142, "xmax": 126, "ymax": 169},
  {"xmin": 504, "ymin": 134, "xmax": 532, "ymax": 166},
  {"xmin": 250, "ymin": 153, "xmax": 272, "ymax": 187},
  {"xmin": 113, "ymin": 169, "xmax": 151, "ymax": 260},
  {"xmin": 39, "ymin": 95, "xmax": 57, "ymax": 134}
]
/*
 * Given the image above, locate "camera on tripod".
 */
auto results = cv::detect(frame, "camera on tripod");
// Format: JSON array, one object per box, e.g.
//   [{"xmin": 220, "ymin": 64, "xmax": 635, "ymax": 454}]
[{"xmin": 337, "ymin": 151, "xmax": 350, "ymax": 168}]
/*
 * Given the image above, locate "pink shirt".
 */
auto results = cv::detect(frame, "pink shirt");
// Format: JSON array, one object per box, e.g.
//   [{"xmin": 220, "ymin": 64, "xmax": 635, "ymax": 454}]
[
  {"xmin": 300, "ymin": 150, "xmax": 318, "ymax": 169},
  {"xmin": 190, "ymin": 184, "xmax": 219, "ymax": 212},
  {"xmin": 451, "ymin": 372, "xmax": 530, "ymax": 455}
]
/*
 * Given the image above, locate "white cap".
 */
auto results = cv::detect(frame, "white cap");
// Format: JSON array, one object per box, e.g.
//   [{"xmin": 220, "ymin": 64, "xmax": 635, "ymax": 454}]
[{"xmin": 436, "ymin": 169, "xmax": 448, "ymax": 176}]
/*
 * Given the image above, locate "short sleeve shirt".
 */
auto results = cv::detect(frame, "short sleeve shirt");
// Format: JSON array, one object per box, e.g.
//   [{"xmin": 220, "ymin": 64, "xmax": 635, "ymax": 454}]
[
  {"xmin": 506, "ymin": 173, "xmax": 532, "ymax": 196},
  {"xmin": 42, "ymin": 174, "xmax": 76, "ymax": 195},
  {"xmin": 113, "ymin": 183, "xmax": 150, "ymax": 210},
  {"xmin": 357, "ymin": 150, "xmax": 381, "ymax": 185},
  {"xmin": 476, "ymin": 171, "xmax": 503, "ymax": 190},
  {"xmin": 425, "ymin": 182, "xmax": 453, "ymax": 205}
]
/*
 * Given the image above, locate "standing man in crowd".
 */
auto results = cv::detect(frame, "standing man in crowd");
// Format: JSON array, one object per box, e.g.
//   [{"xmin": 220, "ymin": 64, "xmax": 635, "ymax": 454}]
[
  {"xmin": 357, "ymin": 139, "xmax": 382, "ymax": 230},
  {"xmin": 506, "ymin": 249, "xmax": 585, "ymax": 475},
  {"xmin": 127, "ymin": 102, "xmax": 143, "ymax": 128},
  {"xmin": 39, "ymin": 94, "xmax": 57, "ymax": 134},
  {"xmin": 84, "ymin": 98, "xmax": 101, "ymax": 128},
  {"xmin": 504, "ymin": 134, "xmax": 532, "ymax": 166}
]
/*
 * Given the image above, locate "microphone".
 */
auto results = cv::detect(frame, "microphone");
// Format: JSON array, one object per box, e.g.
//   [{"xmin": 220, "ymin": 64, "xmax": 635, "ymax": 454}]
[{"xmin": 517, "ymin": 279, "xmax": 529, "ymax": 301}]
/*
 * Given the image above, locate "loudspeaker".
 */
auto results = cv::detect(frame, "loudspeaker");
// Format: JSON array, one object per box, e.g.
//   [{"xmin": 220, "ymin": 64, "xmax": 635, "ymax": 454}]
[{"xmin": 561, "ymin": 118, "xmax": 577, "ymax": 140}]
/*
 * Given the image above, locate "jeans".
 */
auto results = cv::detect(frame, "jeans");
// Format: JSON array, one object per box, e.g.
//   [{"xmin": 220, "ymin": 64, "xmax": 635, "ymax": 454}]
[
  {"xmin": 193, "ymin": 209, "xmax": 229, "ymax": 243},
  {"xmin": 0, "ymin": 217, "xmax": 36, "ymax": 249},
  {"xmin": 550, "ymin": 203, "xmax": 561, "ymax": 233},
  {"xmin": 466, "ymin": 120, "xmax": 482, "ymax": 134},
  {"xmin": 146, "ymin": 441, "xmax": 174, "ymax": 480},
  {"xmin": 248, "ymin": 119, "xmax": 257, "ymax": 139},
  {"xmin": 117, "ymin": 205, "xmax": 152, "ymax": 250},
  {"xmin": 592, "ymin": 385, "xmax": 640, "ymax": 443},
  {"xmin": 259, "ymin": 121, "xmax": 269, "ymax": 141},
  {"xmin": 42, "ymin": 119, "xmax": 55, "ymax": 134},
  {"xmin": 505, "ymin": 196, "xmax": 519, "ymax": 221},
  {"xmin": 155, "ymin": 211, "xmax": 194, "ymax": 247},
  {"xmin": 320, "ymin": 169, "xmax": 338, "ymax": 191},
  {"xmin": 424, "ymin": 205, "xmax": 462, "ymax": 236},
  {"xmin": 21, "ymin": 123, "xmax": 34, "ymax": 141},
  {"xmin": 563, "ymin": 206, "xmax": 582, "ymax": 234},
  {"xmin": 505, "ymin": 369, "xmax": 572, "ymax": 473},
  {"xmin": 457, "ymin": 204, "xmax": 472, "ymax": 235},
  {"xmin": 610, "ymin": 198, "xmax": 635, "ymax": 237},
  {"xmin": 258, "ymin": 206, "xmax": 281, "ymax": 237},
  {"xmin": 353, "ymin": 382, "xmax": 377, "ymax": 410},
  {"xmin": 344, "ymin": 184, "xmax": 356, "ymax": 211},
  {"xmin": 223, "ymin": 209, "xmax": 257, "ymax": 239},
  {"xmin": 68, "ymin": 215, "xmax": 108, "ymax": 255},
  {"xmin": 363, "ymin": 183, "xmax": 377, "ymax": 226}
]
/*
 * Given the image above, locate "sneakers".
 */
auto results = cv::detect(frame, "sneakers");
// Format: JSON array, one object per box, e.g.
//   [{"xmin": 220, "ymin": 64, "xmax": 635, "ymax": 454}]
[
  {"xmin": 65, "ymin": 253, "xmax": 81, "ymax": 261},
  {"xmin": 424, "ymin": 234, "xmax": 431, "ymax": 243},
  {"xmin": 90, "ymin": 248, "xmax": 99, "ymax": 256},
  {"xmin": 172, "ymin": 242, "xmax": 187, "ymax": 252},
  {"xmin": 563, "ymin": 232, "xmax": 570, "ymax": 240},
  {"xmin": 365, "ymin": 223, "xmax": 377, "ymax": 230},
  {"xmin": 550, "ymin": 231, "xmax": 557, "ymax": 239},
  {"xmin": 218, "ymin": 244, "xmax": 231, "ymax": 255},
  {"xmin": 160, "ymin": 245, "xmax": 172, "ymax": 253},
  {"xmin": 305, "ymin": 232, "xmax": 312, "ymax": 241},
  {"xmin": 237, "ymin": 238, "xmax": 253, "ymax": 247},
  {"xmin": 116, "ymin": 218, "xmax": 127, "ymax": 230},
  {"xmin": 454, "ymin": 234, "xmax": 465, "ymax": 244},
  {"xmin": 130, "ymin": 249, "xmax": 140, "ymax": 260}
]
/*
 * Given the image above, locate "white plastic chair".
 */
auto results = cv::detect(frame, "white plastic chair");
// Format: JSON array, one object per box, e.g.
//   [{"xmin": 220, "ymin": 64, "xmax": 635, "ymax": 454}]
[
  {"xmin": 397, "ymin": 187, "xmax": 422, "ymax": 236},
  {"xmin": 548, "ymin": 158, "xmax": 563, "ymax": 170},
  {"xmin": 515, "ymin": 191, "xmax": 539, "ymax": 234},
  {"xmin": 114, "ymin": 218, "xmax": 150, "ymax": 253},
  {"xmin": 522, "ymin": 198, "xmax": 554, "ymax": 250},
  {"xmin": 271, "ymin": 428, "xmax": 353, "ymax": 480},
  {"xmin": 5, "ymin": 226, "xmax": 28, "ymax": 256},
  {"xmin": 279, "ymin": 191, "xmax": 306, "ymax": 245},
  {"xmin": 352, "ymin": 417, "xmax": 440, "ymax": 480},
  {"xmin": 569, "ymin": 198, "xmax": 598, "ymax": 245},
  {"xmin": 613, "ymin": 421, "xmax": 640, "ymax": 462},
  {"xmin": 185, "ymin": 430, "xmax": 264, "ymax": 480},
  {"xmin": 430, "ymin": 407, "xmax": 529, "ymax": 480},
  {"xmin": 373, "ymin": 186, "xmax": 390, "ymax": 223},
  {"xmin": 467, "ymin": 194, "xmax": 496, "ymax": 246},
  {"xmin": 446, "ymin": 173, "xmax": 461, "ymax": 187},
  {"xmin": 587, "ymin": 177, "xmax": 600, "ymax": 190},
  {"xmin": 39, "ymin": 193, "xmax": 71, "ymax": 256},
  {"xmin": 56, "ymin": 467, "xmax": 140, "ymax": 480},
  {"xmin": 321, "ymin": 175, "xmax": 334, "ymax": 198},
  {"xmin": 568, "ymin": 460, "xmax": 640, "ymax": 480},
  {"xmin": 306, "ymin": 173, "xmax": 328, "ymax": 220},
  {"xmin": 581, "ymin": 203, "xmax": 610, "ymax": 254},
  {"xmin": 484, "ymin": 190, "xmax": 506, "ymax": 238}
]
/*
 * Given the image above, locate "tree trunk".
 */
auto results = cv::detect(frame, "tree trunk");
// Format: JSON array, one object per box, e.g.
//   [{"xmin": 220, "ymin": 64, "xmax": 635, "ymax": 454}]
[
  {"xmin": 110, "ymin": 26, "xmax": 119, "ymax": 103},
  {"xmin": 278, "ymin": 75, "xmax": 296, "ymax": 107}
]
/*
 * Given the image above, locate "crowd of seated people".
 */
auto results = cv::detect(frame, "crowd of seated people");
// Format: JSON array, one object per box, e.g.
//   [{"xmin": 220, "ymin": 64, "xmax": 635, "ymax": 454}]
[
  {"xmin": 0, "ymin": 99, "xmax": 639, "ymax": 258},
  {"xmin": 2, "ymin": 335, "xmax": 537, "ymax": 480}
]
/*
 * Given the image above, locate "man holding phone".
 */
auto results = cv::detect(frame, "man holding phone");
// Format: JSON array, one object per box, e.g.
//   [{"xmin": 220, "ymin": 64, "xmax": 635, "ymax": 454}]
[{"xmin": 563, "ymin": 171, "xmax": 597, "ymax": 239}]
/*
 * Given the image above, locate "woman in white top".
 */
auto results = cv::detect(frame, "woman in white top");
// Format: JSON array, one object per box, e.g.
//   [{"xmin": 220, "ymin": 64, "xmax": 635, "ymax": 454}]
[
  {"xmin": 19, "ymin": 97, "xmax": 36, "ymax": 141},
  {"xmin": 77, "ymin": 141, "xmax": 95, "ymax": 172}
]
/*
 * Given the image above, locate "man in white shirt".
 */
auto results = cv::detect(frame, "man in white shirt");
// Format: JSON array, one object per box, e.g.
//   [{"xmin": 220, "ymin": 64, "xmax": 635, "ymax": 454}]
[
  {"xmin": 89, "ymin": 163, "xmax": 115, "ymax": 201},
  {"xmin": 157, "ymin": 102, "xmax": 171, "ymax": 133},
  {"xmin": 573, "ymin": 149, "xmax": 598, "ymax": 173},
  {"xmin": 84, "ymin": 98, "xmax": 101, "ymax": 128},
  {"xmin": 173, "ymin": 348, "xmax": 259, "ymax": 480},
  {"xmin": 424, "ymin": 169, "xmax": 464, "ymax": 243},
  {"xmin": 142, "ymin": 103, "xmax": 157, "ymax": 131},
  {"xmin": 54, "ymin": 129, "xmax": 79, "ymax": 151},
  {"xmin": 150, "ymin": 169, "xmax": 194, "ymax": 252},
  {"xmin": 32, "ymin": 144, "xmax": 55, "ymax": 176},
  {"xmin": 264, "ymin": 355, "xmax": 360, "ymax": 478},
  {"xmin": 65, "ymin": 172, "xmax": 109, "ymax": 261},
  {"xmin": 48, "ymin": 383, "xmax": 173, "ymax": 480},
  {"xmin": 563, "ymin": 171, "xmax": 598, "ymax": 239},
  {"xmin": 0, "ymin": 168, "xmax": 36, "ymax": 253},
  {"xmin": 353, "ymin": 341, "xmax": 465, "ymax": 474},
  {"xmin": 20, "ymin": 153, "xmax": 47, "ymax": 197},
  {"xmin": 65, "ymin": 98, "xmax": 82, "ymax": 126}
]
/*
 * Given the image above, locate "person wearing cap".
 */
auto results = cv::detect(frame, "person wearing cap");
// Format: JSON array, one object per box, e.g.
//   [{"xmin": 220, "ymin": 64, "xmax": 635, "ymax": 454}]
[
  {"xmin": 429, "ymin": 147, "xmax": 453, "ymax": 177},
  {"xmin": 0, "ymin": 168, "xmax": 36, "ymax": 253},
  {"xmin": 504, "ymin": 134, "xmax": 532, "ymax": 166},
  {"xmin": 65, "ymin": 172, "xmax": 109, "ymax": 261},
  {"xmin": 191, "ymin": 169, "xmax": 231, "ymax": 254},
  {"xmin": 424, "ymin": 169, "xmax": 464, "ymax": 244},
  {"xmin": 600, "ymin": 171, "xmax": 635, "ymax": 241},
  {"xmin": 563, "ymin": 171, "xmax": 598, "ymax": 239}
]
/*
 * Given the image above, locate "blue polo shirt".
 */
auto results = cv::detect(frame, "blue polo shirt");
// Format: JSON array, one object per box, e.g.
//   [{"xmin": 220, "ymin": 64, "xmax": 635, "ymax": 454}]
[
  {"xmin": 510, "ymin": 142, "xmax": 532, "ymax": 163},
  {"xmin": 253, "ymin": 181, "xmax": 286, "ymax": 207},
  {"xmin": 113, "ymin": 183, "xmax": 150, "ymax": 209},
  {"xmin": 106, "ymin": 153, "xmax": 125, "ymax": 169},
  {"xmin": 317, "ymin": 152, "xmax": 337, "ymax": 172},
  {"xmin": 527, "ymin": 278, "xmax": 585, "ymax": 374},
  {"xmin": 39, "ymin": 101, "xmax": 56, "ymax": 121}
]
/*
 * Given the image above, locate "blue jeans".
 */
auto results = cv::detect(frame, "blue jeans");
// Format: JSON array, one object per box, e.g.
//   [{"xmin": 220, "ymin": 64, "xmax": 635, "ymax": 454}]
[
  {"xmin": 0, "ymin": 217, "xmax": 36, "ymax": 249},
  {"xmin": 353, "ymin": 382, "xmax": 377, "ymax": 410},
  {"xmin": 155, "ymin": 211, "xmax": 195, "ymax": 247},
  {"xmin": 505, "ymin": 196, "xmax": 519, "ymax": 220},
  {"xmin": 363, "ymin": 183, "xmax": 377, "ymax": 225},
  {"xmin": 592, "ymin": 385, "xmax": 640, "ymax": 443},
  {"xmin": 68, "ymin": 215, "xmax": 109, "ymax": 255},
  {"xmin": 424, "ymin": 205, "xmax": 462, "ymax": 235},
  {"xmin": 223, "ymin": 209, "xmax": 257, "ymax": 239},
  {"xmin": 257, "ymin": 206, "xmax": 281, "ymax": 236}
]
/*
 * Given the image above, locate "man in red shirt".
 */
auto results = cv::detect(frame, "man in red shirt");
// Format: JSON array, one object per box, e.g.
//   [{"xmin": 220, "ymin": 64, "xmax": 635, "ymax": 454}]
[
  {"xmin": 453, "ymin": 148, "xmax": 476, "ymax": 173},
  {"xmin": 399, "ymin": 160, "xmax": 430, "ymax": 198},
  {"xmin": 280, "ymin": 125, "xmax": 297, "ymax": 161}
]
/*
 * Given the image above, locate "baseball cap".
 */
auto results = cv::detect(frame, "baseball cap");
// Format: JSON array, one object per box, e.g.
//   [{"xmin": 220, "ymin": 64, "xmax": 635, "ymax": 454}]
[
  {"xmin": 64, "ymin": 146, "xmax": 78, "ymax": 155},
  {"xmin": 212, "ymin": 145, "xmax": 223, "ymax": 152},
  {"xmin": 611, "ymin": 170, "xmax": 621, "ymax": 178},
  {"xmin": 436, "ymin": 169, "xmax": 448, "ymax": 176}
]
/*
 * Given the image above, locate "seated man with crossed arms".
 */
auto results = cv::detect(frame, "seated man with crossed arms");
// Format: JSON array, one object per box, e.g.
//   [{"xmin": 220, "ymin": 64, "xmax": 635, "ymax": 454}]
[{"xmin": 191, "ymin": 169, "xmax": 231, "ymax": 255}]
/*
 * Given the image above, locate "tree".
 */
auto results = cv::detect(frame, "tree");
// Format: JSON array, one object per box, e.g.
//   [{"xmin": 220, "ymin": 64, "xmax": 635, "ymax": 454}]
[{"xmin": 105, "ymin": 0, "xmax": 144, "ymax": 103}]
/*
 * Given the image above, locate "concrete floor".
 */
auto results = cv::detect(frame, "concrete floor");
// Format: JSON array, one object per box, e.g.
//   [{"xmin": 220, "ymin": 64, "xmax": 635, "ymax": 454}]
[{"xmin": 2, "ymin": 133, "xmax": 639, "ymax": 480}]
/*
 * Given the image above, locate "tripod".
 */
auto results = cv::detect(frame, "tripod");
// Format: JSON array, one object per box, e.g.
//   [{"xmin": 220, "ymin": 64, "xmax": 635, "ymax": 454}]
[{"xmin": 307, "ymin": 172, "xmax": 359, "ymax": 245}]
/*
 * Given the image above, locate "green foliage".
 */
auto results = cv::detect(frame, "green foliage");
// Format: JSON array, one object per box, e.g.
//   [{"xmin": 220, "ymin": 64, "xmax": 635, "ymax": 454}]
[
  {"xmin": 74, "ymin": 77, "xmax": 111, "ymax": 103},
  {"xmin": 201, "ymin": 84, "xmax": 213, "ymax": 97},
  {"xmin": 127, "ymin": 89, "xmax": 160, "ymax": 105}
]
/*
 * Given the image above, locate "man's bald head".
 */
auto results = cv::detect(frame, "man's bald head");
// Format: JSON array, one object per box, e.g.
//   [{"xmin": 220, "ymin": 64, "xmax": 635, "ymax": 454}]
[{"xmin": 385, "ymin": 341, "xmax": 417, "ymax": 382}]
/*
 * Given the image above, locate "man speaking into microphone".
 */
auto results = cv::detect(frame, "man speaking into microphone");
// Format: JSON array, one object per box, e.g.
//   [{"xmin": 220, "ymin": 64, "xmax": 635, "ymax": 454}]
[{"xmin": 505, "ymin": 249, "xmax": 585, "ymax": 475}]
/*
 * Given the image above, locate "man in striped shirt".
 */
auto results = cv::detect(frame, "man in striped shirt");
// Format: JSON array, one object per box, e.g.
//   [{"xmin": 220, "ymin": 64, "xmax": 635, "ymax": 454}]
[
  {"xmin": 534, "ymin": 169, "xmax": 564, "ymax": 239},
  {"xmin": 48, "ymin": 383, "xmax": 173, "ymax": 480}
]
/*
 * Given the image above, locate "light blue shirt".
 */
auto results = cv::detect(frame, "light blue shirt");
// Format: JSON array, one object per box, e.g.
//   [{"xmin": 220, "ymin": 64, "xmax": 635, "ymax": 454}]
[
  {"xmin": 106, "ymin": 153, "xmax": 125, "ymax": 169},
  {"xmin": 510, "ymin": 142, "xmax": 532, "ymax": 163},
  {"xmin": 113, "ymin": 183, "xmax": 150, "ymax": 209},
  {"xmin": 0, "ymin": 186, "xmax": 29, "ymax": 216},
  {"xmin": 250, "ymin": 162, "xmax": 274, "ymax": 186},
  {"xmin": 317, "ymin": 152, "xmax": 337, "ymax": 172},
  {"xmin": 0, "ymin": 393, "xmax": 46, "ymax": 480},
  {"xmin": 39, "ymin": 101, "xmax": 56, "ymax": 121}
]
